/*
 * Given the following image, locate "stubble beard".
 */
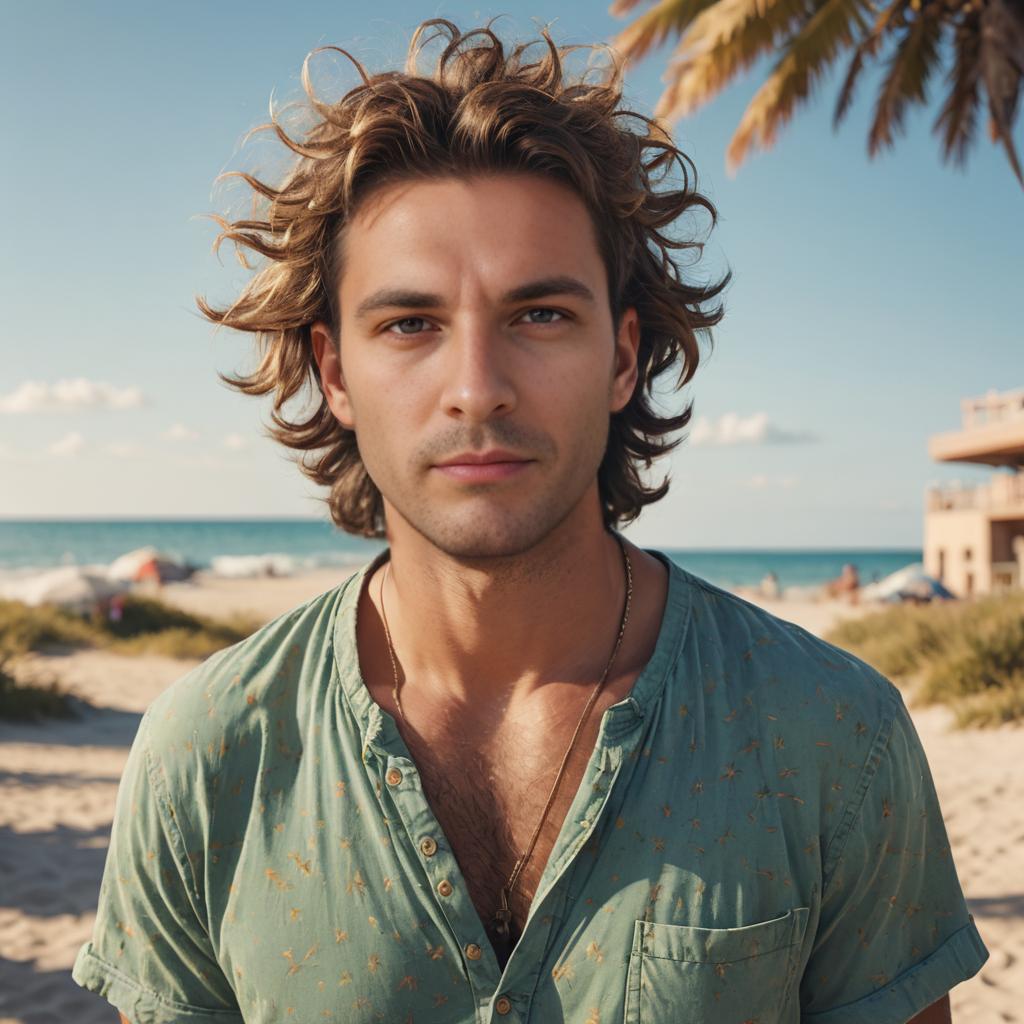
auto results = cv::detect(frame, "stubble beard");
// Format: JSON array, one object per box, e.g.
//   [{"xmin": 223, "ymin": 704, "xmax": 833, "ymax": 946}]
[{"xmin": 372, "ymin": 427, "xmax": 609, "ymax": 570}]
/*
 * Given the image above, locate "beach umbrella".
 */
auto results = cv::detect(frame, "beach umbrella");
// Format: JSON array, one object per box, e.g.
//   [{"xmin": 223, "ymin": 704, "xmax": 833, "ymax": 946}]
[
  {"xmin": 859, "ymin": 563, "xmax": 924, "ymax": 602},
  {"xmin": 107, "ymin": 547, "xmax": 160, "ymax": 581},
  {"xmin": 889, "ymin": 576, "xmax": 956, "ymax": 603},
  {"xmin": 107, "ymin": 547, "xmax": 194, "ymax": 583},
  {"xmin": 860, "ymin": 563, "xmax": 954, "ymax": 604}
]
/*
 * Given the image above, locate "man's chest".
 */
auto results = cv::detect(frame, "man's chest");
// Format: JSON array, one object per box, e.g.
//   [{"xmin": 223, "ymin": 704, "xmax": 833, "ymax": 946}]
[
  {"xmin": 400, "ymin": 713, "xmax": 598, "ymax": 948},
  {"xmin": 213, "ymin": 655, "xmax": 844, "ymax": 1024},
  {"xmin": 213, "ymin": 703, "xmax": 815, "ymax": 1024}
]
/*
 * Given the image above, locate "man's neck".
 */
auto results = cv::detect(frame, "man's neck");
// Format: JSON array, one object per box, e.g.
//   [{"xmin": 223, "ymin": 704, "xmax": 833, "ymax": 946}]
[{"xmin": 365, "ymin": 516, "xmax": 651, "ymax": 718}]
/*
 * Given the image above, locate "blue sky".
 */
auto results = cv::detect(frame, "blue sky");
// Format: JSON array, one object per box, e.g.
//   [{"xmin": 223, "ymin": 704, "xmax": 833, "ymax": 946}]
[{"xmin": 1, "ymin": 1, "xmax": 1019, "ymax": 548}]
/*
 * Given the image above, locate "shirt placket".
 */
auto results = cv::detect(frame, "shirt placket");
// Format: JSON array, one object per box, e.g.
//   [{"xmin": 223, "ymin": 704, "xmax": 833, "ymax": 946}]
[
  {"xmin": 361, "ymin": 696, "xmax": 649, "ymax": 1024},
  {"xmin": 486, "ymin": 699, "xmax": 647, "ymax": 1024}
]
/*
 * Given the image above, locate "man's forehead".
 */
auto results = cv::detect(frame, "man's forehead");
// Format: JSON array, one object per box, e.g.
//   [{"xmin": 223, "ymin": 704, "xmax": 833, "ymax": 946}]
[{"xmin": 336, "ymin": 173, "xmax": 607, "ymax": 308}]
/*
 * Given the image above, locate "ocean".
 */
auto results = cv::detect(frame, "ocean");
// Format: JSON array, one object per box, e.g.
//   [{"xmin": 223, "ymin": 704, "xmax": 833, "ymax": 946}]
[{"xmin": 0, "ymin": 519, "xmax": 920, "ymax": 592}]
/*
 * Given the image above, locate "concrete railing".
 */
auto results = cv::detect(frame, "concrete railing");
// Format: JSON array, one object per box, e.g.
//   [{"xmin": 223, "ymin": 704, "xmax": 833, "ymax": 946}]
[
  {"xmin": 961, "ymin": 388, "xmax": 1024, "ymax": 429},
  {"xmin": 927, "ymin": 473, "xmax": 1024, "ymax": 512}
]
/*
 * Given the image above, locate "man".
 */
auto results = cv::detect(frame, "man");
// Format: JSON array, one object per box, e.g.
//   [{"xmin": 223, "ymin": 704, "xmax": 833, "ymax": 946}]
[{"xmin": 73, "ymin": 18, "xmax": 987, "ymax": 1024}]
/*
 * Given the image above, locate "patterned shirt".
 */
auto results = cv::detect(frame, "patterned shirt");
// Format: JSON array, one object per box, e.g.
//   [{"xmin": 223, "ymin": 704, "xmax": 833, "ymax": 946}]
[{"xmin": 73, "ymin": 540, "xmax": 989, "ymax": 1023}]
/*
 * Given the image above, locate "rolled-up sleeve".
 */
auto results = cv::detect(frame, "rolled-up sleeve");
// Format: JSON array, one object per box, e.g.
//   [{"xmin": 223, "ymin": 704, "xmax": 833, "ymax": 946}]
[
  {"xmin": 799, "ymin": 681, "xmax": 989, "ymax": 1023},
  {"xmin": 72, "ymin": 710, "xmax": 242, "ymax": 1024}
]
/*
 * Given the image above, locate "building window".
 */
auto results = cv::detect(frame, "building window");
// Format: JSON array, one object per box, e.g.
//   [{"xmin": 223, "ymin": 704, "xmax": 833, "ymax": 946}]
[
  {"xmin": 937, "ymin": 549, "xmax": 945, "ymax": 582},
  {"xmin": 964, "ymin": 547, "xmax": 972, "ymax": 562}
]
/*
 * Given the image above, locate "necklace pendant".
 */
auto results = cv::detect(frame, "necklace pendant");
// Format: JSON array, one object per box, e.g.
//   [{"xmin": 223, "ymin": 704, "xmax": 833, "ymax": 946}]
[{"xmin": 494, "ymin": 888, "xmax": 513, "ymax": 938}]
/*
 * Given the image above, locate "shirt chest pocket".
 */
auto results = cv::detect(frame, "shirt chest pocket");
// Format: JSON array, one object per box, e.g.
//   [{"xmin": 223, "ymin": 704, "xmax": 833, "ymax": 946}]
[{"xmin": 623, "ymin": 906, "xmax": 809, "ymax": 1024}]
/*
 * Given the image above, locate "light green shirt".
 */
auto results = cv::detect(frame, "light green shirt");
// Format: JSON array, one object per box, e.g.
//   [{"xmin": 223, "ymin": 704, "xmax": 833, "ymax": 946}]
[{"xmin": 73, "ymin": 542, "xmax": 988, "ymax": 1023}]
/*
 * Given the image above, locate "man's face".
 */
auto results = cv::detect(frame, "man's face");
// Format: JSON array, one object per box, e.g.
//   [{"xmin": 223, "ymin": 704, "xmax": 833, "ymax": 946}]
[{"xmin": 312, "ymin": 172, "xmax": 639, "ymax": 560}]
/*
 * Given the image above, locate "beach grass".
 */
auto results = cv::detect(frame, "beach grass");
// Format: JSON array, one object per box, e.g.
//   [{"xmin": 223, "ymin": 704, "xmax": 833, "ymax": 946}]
[
  {"xmin": 825, "ymin": 590, "xmax": 1024, "ymax": 728},
  {"xmin": 0, "ymin": 649, "xmax": 78, "ymax": 721},
  {"xmin": 0, "ymin": 596, "xmax": 261, "ymax": 720}
]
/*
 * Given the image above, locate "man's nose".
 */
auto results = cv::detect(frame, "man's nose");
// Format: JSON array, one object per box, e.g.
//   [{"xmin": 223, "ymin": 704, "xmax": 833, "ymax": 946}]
[{"xmin": 437, "ymin": 325, "xmax": 517, "ymax": 422}]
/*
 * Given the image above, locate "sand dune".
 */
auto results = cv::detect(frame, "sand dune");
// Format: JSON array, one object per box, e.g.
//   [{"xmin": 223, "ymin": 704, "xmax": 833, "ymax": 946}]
[{"xmin": 0, "ymin": 569, "xmax": 1020, "ymax": 1023}]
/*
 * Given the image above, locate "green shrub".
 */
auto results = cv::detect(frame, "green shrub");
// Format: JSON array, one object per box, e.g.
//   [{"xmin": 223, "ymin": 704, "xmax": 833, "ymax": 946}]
[
  {"xmin": 0, "ymin": 594, "xmax": 260, "ymax": 662},
  {"xmin": 0, "ymin": 593, "xmax": 260, "ymax": 721},
  {"xmin": 0, "ymin": 599, "xmax": 97, "ymax": 656},
  {"xmin": 0, "ymin": 649, "xmax": 76, "ymax": 721},
  {"xmin": 824, "ymin": 590, "xmax": 1024, "ymax": 728}
]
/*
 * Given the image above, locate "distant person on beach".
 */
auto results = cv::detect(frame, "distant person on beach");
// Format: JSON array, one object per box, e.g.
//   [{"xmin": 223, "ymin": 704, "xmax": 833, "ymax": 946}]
[
  {"xmin": 759, "ymin": 570, "xmax": 781, "ymax": 600},
  {"xmin": 73, "ymin": 19, "xmax": 985, "ymax": 1024},
  {"xmin": 825, "ymin": 562, "xmax": 860, "ymax": 605}
]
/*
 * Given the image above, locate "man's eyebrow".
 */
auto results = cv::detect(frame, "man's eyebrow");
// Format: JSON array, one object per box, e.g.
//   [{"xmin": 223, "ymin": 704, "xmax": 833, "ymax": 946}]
[{"xmin": 352, "ymin": 275, "xmax": 597, "ymax": 321}]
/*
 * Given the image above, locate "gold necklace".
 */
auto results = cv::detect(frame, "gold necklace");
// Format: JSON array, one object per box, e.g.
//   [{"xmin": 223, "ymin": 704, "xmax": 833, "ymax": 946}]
[{"xmin": 378, "ymin": 535, "xmax": 633, "ymax": 958}]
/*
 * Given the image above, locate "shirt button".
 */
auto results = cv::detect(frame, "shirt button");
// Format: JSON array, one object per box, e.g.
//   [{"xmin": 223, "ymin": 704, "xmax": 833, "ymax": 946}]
[
  {"xmin": 386, "ymin": 768, "xmax": 402, "ymax": 786},
  {"xmin": 465, "ymin": 942, "xmax": 482, "ymax": 960},
  {"xmin": 437, "ymin": 879, "xmax": 453, "ymax": 897},
  {"xmin": 419, "ymin": 836, "xmax": 438, "ymax": 857},
  {"xmin": 494, "ymin": 995, "xmax": 512, "ymax": 1015}
]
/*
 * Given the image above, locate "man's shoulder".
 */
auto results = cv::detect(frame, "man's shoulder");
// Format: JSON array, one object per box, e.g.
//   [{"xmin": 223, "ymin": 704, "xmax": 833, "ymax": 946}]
[
  {"xmin": 143, "ymin": 569, "xmax": 361, "ymax": 755},
  {"xmin": 676, "ymin": 566, "xmax": 900, "ymax": 730}
]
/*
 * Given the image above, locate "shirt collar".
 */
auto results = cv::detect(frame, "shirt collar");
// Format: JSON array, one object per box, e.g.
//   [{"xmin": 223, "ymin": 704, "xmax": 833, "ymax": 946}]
[{"xmin": 332, "ymin": 533, "xmax": 692, "ymax": 755}]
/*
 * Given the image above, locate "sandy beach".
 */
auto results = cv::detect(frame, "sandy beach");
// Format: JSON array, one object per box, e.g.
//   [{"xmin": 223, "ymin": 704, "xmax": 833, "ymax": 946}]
[{"xmin": 0, "ymin": 567, "xmax": 1020, "ymax": 1023}]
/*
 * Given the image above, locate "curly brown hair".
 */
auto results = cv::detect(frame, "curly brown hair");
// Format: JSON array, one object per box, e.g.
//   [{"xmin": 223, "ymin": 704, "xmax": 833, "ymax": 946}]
[{"xmin": 198, "ymin": 17, "xmax": 731, "ymax": 538}]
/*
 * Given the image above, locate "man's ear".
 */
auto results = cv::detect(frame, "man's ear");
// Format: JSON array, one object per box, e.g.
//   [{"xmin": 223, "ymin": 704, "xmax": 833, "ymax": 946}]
[
  {"xmin": 610, "ymin": 306, "xmax": 640, "ymax": 415},
  {"xmin": 310, "ymin": 321, "xmax": 356, "ymax": 429}
]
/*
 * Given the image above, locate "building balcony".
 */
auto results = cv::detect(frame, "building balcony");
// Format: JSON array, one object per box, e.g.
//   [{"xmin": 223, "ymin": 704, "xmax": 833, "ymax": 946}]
[
  {"xmin": 927, "ymin": 472, "xmax": 1024, "ymax": 515},
  {"xmin": 929, "ymin": 387, "xmax": 1024, "ymax": 468}
]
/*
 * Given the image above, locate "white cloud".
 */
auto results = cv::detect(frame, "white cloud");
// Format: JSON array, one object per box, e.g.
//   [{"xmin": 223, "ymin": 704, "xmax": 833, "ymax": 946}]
[
  {"xmin": 744, "ymin": 474, "xmax": 799, "ymax": 489},
  {"xmin": 162, "ymin": 423, "xmax": 200, "ymax": 442},
  {"xmin": 0, "ymin": 378, "xmax": 145, "ymax": 413},
  {"xmin": 106, "ymin": 441, "xmax": 144, "ymax": 458},
  {"xmin": 223, "ymin": 433, "xmax": 247, "ymax": 450},
  {"xmin": 49, "ymin": 431, "xmax": 85, "ymax": 457},
  {"xmin": 688, "ymin": 412, "xmax": 816, "ymax": 447}
]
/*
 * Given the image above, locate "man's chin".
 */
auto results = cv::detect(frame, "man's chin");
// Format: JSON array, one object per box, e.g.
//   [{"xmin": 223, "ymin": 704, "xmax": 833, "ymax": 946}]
[
  {"xmin": 417, "ymin": 525, "xmax": 551, "ymax": 563},
  {"xmin": 397, "ymin": 505, "xmax": 579, "ymax": 564}
]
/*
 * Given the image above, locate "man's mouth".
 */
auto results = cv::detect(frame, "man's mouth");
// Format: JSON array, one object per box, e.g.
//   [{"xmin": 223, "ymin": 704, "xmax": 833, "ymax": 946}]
[{"xmin": 432, "ymin": 450, "xmax": 535, "ymax": 482}]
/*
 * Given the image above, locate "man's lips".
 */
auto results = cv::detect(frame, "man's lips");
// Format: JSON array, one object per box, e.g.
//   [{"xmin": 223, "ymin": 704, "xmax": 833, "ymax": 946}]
[
  {"xmin": 434, "ymin": 449, "xmax": 531, "ymax": 466},
  {"xmin": 432, "ymin": 459, "xmax": 534, "ymax": 482}
]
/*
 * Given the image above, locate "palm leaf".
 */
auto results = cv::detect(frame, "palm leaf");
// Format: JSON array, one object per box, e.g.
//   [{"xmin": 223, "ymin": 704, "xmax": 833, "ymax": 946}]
[
  {"xmin": 868, "ymin": 9, "xmax": 946, "ymax": 156},
  {"xmin": 610, "ymin": 0, "xmax": 657, "ymax": 14},
  {"xmin": 723, "ymin": 0, "xmax": 876, "ymax": 172},
  {"xmin": 978, "ymin": 0, "xmax": 1024, "ymax": 185},
  {"xmin": 833, "ymin": 0, "xmax": 909, "ymax": 128},
  {"xmin": 932, "ymin": 9, "xmax": 984, "ymax": 169},
  {"xmin": 610, "ymin": 0, "xmax": 725, "ymax": 64},
  {"xmin": 649, "ymin": 0, "xmax": 815, "ymax": 120}
]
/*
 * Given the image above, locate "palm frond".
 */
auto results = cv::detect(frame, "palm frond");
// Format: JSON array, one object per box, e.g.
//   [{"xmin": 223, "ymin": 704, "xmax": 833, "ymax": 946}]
[
  {"xmin": 979, "ymin": 0, "xmax": 1024, "ymax": 185},
  {"xmin": 723, "ymin": 0, "xmax": 876, "ymax": 172},
  {"xmin": 867, "ymin": 10, "xmax": 945, "ymax": 156},
  {"xmin": 649, "ymin": 0, "xmax": 813, "ymax": 120},
  {"xmin": 610, "ymin": 0, "xmax": 655, "ymax": 15},
  {"xmin": 833, "ymin": 0, "xmax": 909, "ymax": 127},
  {"xmin": 610, "ymin": 0, "xmax": 725, "ymax": 64},
  {"xmin": 932, "ymin": 8, "xmax": 984, "ymax": 169}
]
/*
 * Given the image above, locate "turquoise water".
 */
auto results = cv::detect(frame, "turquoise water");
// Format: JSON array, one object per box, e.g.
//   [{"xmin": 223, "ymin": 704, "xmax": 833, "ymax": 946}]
[
  {"xmin": 0, "ymin": 519, "xmax": 381, "ymax": 574},
  {"xmin": 0, "ymin": 519, "xmax": 920, "ymax": 590}
]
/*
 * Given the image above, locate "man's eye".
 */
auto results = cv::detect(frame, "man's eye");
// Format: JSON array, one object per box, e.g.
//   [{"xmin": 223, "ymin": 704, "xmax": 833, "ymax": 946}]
[
  {"xmin": 383, "ymin": 309, "xmax": 566, "ymax": 335},
  {"xmin": 521, "ymin": 308, "xmax": 565, "ymax": 325},
  {"xmin": 385, "ymin": 317, "xmax": 432, "ymax": 335}
]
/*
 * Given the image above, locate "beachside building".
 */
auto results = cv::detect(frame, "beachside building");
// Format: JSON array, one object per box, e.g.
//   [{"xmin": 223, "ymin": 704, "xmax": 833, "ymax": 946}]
[{"xmin": 924, "ymin": 387, "xmax": 1024, "ymax": 597}]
